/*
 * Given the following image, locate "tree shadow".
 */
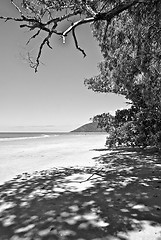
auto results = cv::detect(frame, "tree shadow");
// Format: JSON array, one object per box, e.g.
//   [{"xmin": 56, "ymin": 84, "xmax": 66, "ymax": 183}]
[{"xmin": 0, "ymin": 148, "xmax": 161, "ymax": 240}]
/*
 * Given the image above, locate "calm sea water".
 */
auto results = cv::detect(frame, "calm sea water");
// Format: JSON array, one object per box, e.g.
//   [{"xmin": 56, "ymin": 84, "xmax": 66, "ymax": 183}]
[
  {"xmin": 0, "ymin": 132, "xmax": 106, "ymax": 141},
  {"xmin": 0, "ymin": 132, "xmax": 67, "ymax": 141}
]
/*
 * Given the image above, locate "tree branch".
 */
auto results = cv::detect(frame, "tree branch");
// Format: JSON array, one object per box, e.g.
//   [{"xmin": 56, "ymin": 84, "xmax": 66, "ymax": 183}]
[
  {"xmin": 11, "ymin": 0, "xmax": 23, "ymax": 15},
  {"xmin": 62, "ymin": 17, "xmax": 94, "ymax": 43},
  {"xmin": 46, "ymin": 10, "xmax": 81, "ymax": 26},
  {"xmin": 79, "ymin": 171, "xmax": 105, "ymax": 183},
  {"xmin": 34, "ymin": 32, "xmax": 53, "ymax": 72},
  {"xmin": 0, "ymin": 16, "xmax": 24, "ymax": 22},
  {"xmin": 96, "ymin": 0, "xmax": 145, "ymax": 21},
  {"xmin": 72, "ymin": 27, "xmax": 86, "ymax": 58},
  {"xmin": 20, "ymin": 22, "xmax": 51, "ymax": 33},
  {"xmin": 62, "ymin": 0, "xmax": 144, "ymax": 43},
  {"xmin": 26, "ymin": 29, "xmax": 41, "ymax": 45}
]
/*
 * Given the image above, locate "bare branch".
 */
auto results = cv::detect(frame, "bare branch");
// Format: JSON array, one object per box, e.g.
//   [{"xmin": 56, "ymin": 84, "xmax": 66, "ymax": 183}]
[
  {"xmin": 26, "ymin": 29, "xmax": 41, "ymax": 45},
  {"xmin": 79, "ymin": 171, "xmax": 104, "ymax": 183},
  {"xmin": 20, "ymin": 21, "xmax": 51, "ymax": 33},
  {"xmin": 0, "ymin": 15, "xmax": 48, "ymax": 34},
  {"xmin": 79, "ymin": 173, "xmax": 95, "ymax": 182},
  {"xmin": 46, "ymin": 10, "xmax": 81, "ymax": 26},
  {"xmin": 46, "ymin": 39, "xmax": 52, "ymax": 49},
  {"xmin": 72, "ymin": 28, "xmax": 86, "ymax": 58},
  {"xmin": 0, "ymin": 16, "xmax": 24, "ymax": 22},
  {"xmin": 35, "ymin": 32, "xmax": 53, "ymax": 72},
  {"xmin": 63, "ymin": 17, "xmax": 94, "ymax": 42},
  {"xmin": 11, "ymin": 0, "xmax": 23, "ymax": 15},
  {"xmin": 27, "ymin": 53, "xmax": 37, "ymax": 70}
]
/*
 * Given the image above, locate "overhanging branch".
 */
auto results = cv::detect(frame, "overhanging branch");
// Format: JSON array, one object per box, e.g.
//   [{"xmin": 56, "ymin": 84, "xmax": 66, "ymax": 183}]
[
  {"xmin": 96, "ymin": 0, "xmax": 145, "ymax": 21},
  {"xmin": 0, "ymin": 0, "xmax": 147, "ymax": 72},
  {"xmin": 62, "ymin": 17, "xmax": 94, "ymax": 43}
]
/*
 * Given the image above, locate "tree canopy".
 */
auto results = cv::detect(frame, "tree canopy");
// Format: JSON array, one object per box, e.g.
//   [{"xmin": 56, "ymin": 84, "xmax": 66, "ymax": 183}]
[{"xmin": 85, "ymin": 0, "xmax": 161, "ymax": 149}]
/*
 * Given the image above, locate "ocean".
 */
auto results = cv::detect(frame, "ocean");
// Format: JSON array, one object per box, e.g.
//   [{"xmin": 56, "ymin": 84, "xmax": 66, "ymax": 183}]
[
  {"xmin": 0, "ymin": 132, "xmax": 107, "ymax": 184},
  {"xmin": 0, "ymin": 132, "xmax": 66, "ymax": 141},
  {"xmin": 0, "ymin": 131, "xmax": 106, "ymax": 140}
]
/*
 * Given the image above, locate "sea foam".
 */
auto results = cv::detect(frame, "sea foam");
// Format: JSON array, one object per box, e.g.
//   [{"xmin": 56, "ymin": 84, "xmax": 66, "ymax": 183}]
[{"xmin": 0, "ymin": 134, "xmax": 51, "ymax": 142}]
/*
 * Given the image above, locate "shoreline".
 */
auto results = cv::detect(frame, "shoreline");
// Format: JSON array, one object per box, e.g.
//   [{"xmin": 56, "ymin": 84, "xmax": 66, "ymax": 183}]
[{"xmin": 0, "ymin": 133, "xmax": 107, "ymax": 185}]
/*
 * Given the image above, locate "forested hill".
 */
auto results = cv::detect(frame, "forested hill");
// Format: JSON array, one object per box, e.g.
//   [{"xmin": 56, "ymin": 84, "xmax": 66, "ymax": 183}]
[{"xmin": 71, "ymin": 122, "xmax": 105, "ymax": 132}]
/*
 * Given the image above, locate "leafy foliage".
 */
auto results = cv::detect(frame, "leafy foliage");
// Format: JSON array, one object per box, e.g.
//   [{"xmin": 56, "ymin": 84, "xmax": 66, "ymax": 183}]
[
  {"xmin": 92, "ymin": 113, "xmax": 115, "ymax": 132},
  {"xmin": 93, "ymin": 105, "xmax": 161, "ymax": 149},
  {"xmin": 85, "ymin": 0, "xmax": 161, "ymax": 149}
]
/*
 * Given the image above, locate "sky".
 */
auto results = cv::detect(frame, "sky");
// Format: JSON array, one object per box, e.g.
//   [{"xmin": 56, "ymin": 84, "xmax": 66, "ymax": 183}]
[{"xmin": 0, "ymin": 0, "xmax": 128, "ymax": 132}]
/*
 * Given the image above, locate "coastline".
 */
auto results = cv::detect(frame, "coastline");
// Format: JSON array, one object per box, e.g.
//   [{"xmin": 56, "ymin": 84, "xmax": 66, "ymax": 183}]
[{"xmin": 0, "ymin": 133, "xmax": 107, "ymax": 185}]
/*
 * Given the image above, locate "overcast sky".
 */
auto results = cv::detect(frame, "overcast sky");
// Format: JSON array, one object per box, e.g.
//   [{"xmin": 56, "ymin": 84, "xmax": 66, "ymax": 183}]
[{"xmin": 0, "ymin": 0, "xmax": 127, "ymax": 132}]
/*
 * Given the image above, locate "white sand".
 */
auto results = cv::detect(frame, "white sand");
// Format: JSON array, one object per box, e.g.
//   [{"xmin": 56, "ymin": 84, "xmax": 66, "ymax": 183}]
[
  {"xmin": 1, "ymin": 134, "xmax": 161, "ymax": 239},
  {"xmin": 0, "ymin": 133, "xmax": 107, "ymax": 184}
]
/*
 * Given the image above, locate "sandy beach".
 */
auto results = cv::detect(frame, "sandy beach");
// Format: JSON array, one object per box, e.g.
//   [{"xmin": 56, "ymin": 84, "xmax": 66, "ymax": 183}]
[
  {"xmin": 0, "ymin": 134, "xmax": 161, "ymax": 240},
  {"xmin": 0, "ymin": 133, "xmax": 107, "ymax": 184}
]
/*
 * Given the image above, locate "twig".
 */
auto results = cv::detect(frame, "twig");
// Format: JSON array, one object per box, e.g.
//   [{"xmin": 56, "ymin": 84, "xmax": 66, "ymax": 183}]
[
  {"xmin": 26, "ymin": 29, "xmax": 41, "ymax": 45},
  {"xmin": 0, "ymin": 16, "xmax": 24, "ymax": 22},
  {"xmin": 35, "ymin": 32, "xmax": 53, "ymax": 72},
  {"xmin": 11, "ymin": 0, "xmax": 23, "ymax": 15},
  {"xmin": 46, "ymin": 10, "xmax": 81, "ymax": 26},
  {"xmin": 79, "ymin": 171, "xmax": 105, "ymax": 183},
  {"xmin": 80, "ymin": 173, "xmax": 96, "ymax": 182},
  {"xmin": 72, "ymin": 28, "xmax": 86, "ymax": 58},
  {"xmin": 84, "ymin": 4, "xmax": 97, "ymax": 17}
]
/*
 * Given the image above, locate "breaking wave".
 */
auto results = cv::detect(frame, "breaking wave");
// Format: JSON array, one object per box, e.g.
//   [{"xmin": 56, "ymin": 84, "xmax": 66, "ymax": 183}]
[{"xmin": 0, "ymin": 134, "xmax": 51, "ymax": 142}]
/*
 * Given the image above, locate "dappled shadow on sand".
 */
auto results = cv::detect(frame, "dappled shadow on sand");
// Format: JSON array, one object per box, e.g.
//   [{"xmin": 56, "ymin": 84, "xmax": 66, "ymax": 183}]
[{"xmin": 0, "ymin": 148, "xmax": 161, "ymax": 240}]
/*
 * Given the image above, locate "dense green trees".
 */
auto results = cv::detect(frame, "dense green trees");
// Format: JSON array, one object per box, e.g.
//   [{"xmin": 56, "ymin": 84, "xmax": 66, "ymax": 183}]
[
  {"xmin": 1, "ymin": 0, "xmax": 161, "ymax": 148},
  {"xmin": 85, "ymin": 0, "xmax": 161, "ymax": 148}
]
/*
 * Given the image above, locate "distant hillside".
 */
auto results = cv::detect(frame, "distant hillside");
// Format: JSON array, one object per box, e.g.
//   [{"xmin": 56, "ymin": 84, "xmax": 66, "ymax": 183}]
[{"xmin": 71, "ymin": 122, "xmax": 105, "ymax": 132}]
